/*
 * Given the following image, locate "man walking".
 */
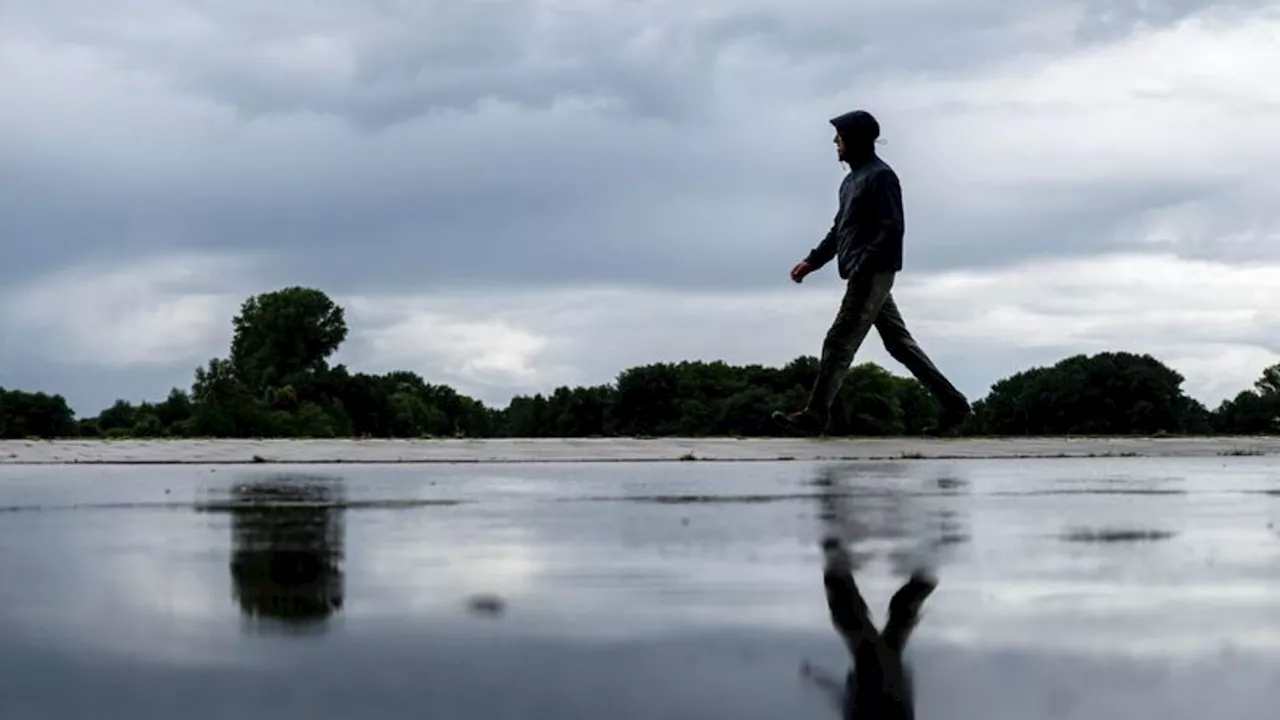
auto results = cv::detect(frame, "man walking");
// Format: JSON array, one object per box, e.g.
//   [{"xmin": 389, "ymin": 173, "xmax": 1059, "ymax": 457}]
[{"xmin": 773, "ymin": 110, "xmax": 972, "ymax": 437}]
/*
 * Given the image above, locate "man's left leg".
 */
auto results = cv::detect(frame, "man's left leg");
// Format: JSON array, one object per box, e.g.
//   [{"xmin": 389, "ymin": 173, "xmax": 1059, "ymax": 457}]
[
  {"xmin": 773, "ymin": 271, "xmax": 895, "ymax": 436},
  {"xmin": 804, "ymin": 537, "xmax": 880, "ymax": 714},
  {"xmin": 820, "ymin": 537, "xmax": 879, "ymax": 655}
]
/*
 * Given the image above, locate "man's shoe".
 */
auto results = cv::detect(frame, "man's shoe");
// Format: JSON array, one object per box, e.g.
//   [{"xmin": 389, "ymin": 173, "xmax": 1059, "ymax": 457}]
[{"xmin": 771, "ymin": 408, "xmax": 826, "ymax": 437}]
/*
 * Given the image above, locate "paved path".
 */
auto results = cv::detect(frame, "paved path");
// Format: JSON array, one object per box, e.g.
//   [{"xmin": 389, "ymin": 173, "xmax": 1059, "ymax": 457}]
[{"xmin": 1, "ymin": 436, "xmax": 1277, "ymax": 463}]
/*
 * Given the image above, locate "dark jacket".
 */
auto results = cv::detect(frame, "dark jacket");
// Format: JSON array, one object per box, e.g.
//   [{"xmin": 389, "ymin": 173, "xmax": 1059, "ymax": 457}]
[{"xmin": 804, "ymin": 155, "xmax": 905, "ymax": 280}]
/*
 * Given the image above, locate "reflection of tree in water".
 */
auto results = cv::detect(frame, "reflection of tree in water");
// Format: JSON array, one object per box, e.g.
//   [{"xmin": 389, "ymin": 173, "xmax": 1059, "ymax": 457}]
[{"xmin": 227, "ymin": 479, "xmax": 345, "ymax": 629}]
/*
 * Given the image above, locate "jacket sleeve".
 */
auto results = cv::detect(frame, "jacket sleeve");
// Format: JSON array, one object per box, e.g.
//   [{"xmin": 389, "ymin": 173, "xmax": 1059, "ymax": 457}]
[{"xmin": 804, "ymin": 195, "xmax": 842, "ymax": 270}]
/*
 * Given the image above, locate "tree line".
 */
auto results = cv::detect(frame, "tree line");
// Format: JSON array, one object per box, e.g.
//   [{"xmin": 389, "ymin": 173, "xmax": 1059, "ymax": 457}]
[{"xmin": 2, "ymin": 287, "xmax": 1278, "ymax": 439}]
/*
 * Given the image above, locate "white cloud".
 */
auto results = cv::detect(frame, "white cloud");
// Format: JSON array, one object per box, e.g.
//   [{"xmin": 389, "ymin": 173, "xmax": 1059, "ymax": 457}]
[
  {"xmin": 0, "ymin": 253, "xmax": 258, "ymax": 367},
  {"xmin": 917, "ymin": 254, "xmax": 1280, "ymax": 343},
  {"xmin": 889, "ymin": 9, "xmax": 1280, "ymax": 174},
  {"xmin": 851, "ymin": 8, "xmax": 1280, "ymax": 265},
  {"xmin": 352, "ymin": 308, "xmax": 556, "ymax": 389}
]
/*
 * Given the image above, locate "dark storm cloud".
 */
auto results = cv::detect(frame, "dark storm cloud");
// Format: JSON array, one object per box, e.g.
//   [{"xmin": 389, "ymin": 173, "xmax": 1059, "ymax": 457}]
[
  {"xmin": 7, "ymin": 0, "xmax": 727, "ymax": 126},
  {"xmin": 3, "ymin": 0, "xmax": 1279, "ymax": 295}
]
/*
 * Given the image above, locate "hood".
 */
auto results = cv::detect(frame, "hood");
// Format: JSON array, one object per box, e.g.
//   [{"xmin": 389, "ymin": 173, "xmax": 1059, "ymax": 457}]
[{"xmin": 829, "ymin": 110, "xmax": 880, "ymax": 144}]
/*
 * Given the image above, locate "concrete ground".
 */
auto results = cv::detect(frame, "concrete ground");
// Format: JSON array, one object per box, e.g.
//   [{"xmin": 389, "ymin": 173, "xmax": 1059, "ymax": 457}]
[{"xmin": 1, "ymin": 435, "xmax": 1278, "ymax": 463}]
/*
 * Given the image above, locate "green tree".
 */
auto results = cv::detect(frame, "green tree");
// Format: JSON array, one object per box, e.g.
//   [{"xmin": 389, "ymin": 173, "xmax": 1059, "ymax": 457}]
[
  {"xmin": 132, "ymin": 412, "xmax": 165, "ymax": 438},
  {"xmin": 716, "ymin": 385, "xmax": 779, "ymax": 436},
  {"xmin": 548, "ymin": 385, "xmax": 615, "ymax": 436},
  {"xmin": 96, "ymin": 399, "xmax": 138, "ymax": 434},
  {"xmin": 77, "ymin": 418, "xmax": 102, "ymax": 438},
  {"xmin": 328, "ymin": 368, "xmax": 394, "ymax": 437},
  {"xmin": 230, "ymin": 287, "xmax": 348, "ymax": 395},
  {"xmin": 1212, "ymin": 362, "xmax": 1280, "ymax": 434},
  {"xmin": 832, "ymin": 363, "xmax": 908, "ymax": 436},
  {"xmin": 1256, "ymin": 363, "xmax": 1280, "ymax": 397},
  {"xmin": 972, "ymin": 352, "xmax": 1201, "ymax": 435},
  {"xmin": 613, "ymin": 363, "xmax": 683, "ymax": 436},
  {"xmin": 156, "ymin": 388, "xmax": 194, "ymax": 429},
  {"xmin": 893, "ymin": 375, "xmax": 943, "ymax": 435},
  {"xmin": 504, "ymin": 394, "xmax": 552, "ymax": 437},
  {"xmin": 190, "ymin": 357, "xmax": 269, "ymax": 437},
  {"xmin": 0, "ymin": 387, "xmax": 77, "ymax": 439}
]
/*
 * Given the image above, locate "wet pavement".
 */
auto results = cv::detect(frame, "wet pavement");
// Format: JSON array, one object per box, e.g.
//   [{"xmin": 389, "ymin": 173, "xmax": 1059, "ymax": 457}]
[
  {"xmin": 1, "ymin": 458, "xmax": 1278, "ymax": 719},
  {"xmin": 4, "ymin": 435, "xmax": 1280, "ymax": 463}
]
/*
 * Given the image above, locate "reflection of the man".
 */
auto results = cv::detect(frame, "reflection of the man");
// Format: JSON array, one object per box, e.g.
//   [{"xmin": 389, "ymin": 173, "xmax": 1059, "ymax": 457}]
[
  {"xmin": 805, "ymin": 464, "xmax": 953, "ymax": 718},
  {"xmin": 223, "ymin": 479, "xmax": 346, "ymax": 631},
  {"xmin": 804, "ymin": 537, "xmax": 936, "ymax": 720}
]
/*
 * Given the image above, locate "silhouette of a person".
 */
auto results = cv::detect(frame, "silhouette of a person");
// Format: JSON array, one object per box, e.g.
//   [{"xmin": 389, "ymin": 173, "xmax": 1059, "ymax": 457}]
[{"xmin": 803, "ymin": 536, "xmax": 936, "ymax": 719}]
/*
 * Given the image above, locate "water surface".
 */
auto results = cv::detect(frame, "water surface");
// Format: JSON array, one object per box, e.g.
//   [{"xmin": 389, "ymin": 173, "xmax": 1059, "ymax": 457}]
[{"xmin": 1, "ymin": 458, "xmax": 1278, "ymax": 719}]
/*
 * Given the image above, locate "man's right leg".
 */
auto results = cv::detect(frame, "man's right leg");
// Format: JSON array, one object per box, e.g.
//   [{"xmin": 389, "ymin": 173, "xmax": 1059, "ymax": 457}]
[{"xmin": 773, "ymin": 271, "xmax": 894, "ymax": 435}]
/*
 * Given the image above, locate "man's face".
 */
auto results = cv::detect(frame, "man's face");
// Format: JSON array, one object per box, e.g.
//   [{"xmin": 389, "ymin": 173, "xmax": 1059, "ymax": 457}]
[{"xmin": 834, "ymin": 133, "xmax": 846, "ymax": 161}]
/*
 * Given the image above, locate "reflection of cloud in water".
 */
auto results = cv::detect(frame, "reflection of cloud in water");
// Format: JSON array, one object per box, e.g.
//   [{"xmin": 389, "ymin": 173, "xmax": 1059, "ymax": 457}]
[
  {"xmin": 929, "ymin": 579, "xmax": 1280, "ymax": 657},
  {"xmin": 809, "ymin": 463, "xmax": 972, "ymax": 576},
  {"xmin": 352, "ymin": 522, "xmax": 822, "ymax": 639},
  {"xmin": 355, "ymin": 533, "xmax": 545, "ymax": 618},
  {"xmin": 0, "ymin": 511, "xmax": 242, "ymax": 667}
]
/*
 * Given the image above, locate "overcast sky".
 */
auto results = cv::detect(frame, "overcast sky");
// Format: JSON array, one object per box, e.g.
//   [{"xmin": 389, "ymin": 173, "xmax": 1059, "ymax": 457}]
[{"xmin": 3, "ymin": 0, "xmax": 1280, "ymax": 416}]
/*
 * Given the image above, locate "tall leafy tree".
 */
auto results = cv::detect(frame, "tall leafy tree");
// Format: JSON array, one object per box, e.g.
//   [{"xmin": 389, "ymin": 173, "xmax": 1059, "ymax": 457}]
[{"xmin": 230, "ymin": 287, "xmax": 348, "ymax": 396}]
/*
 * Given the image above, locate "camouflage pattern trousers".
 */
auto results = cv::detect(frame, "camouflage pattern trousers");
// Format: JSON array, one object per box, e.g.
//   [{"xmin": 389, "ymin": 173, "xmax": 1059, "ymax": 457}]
[{"xmin": 806, "ymin": 270, "xmax": 968, "ymax": 416}]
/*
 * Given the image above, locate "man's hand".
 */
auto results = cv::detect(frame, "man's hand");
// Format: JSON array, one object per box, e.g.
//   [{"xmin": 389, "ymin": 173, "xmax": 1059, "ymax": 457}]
[{"xmin": 790, "ymin": 260, "xmax": 813, "ymax": 283}]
